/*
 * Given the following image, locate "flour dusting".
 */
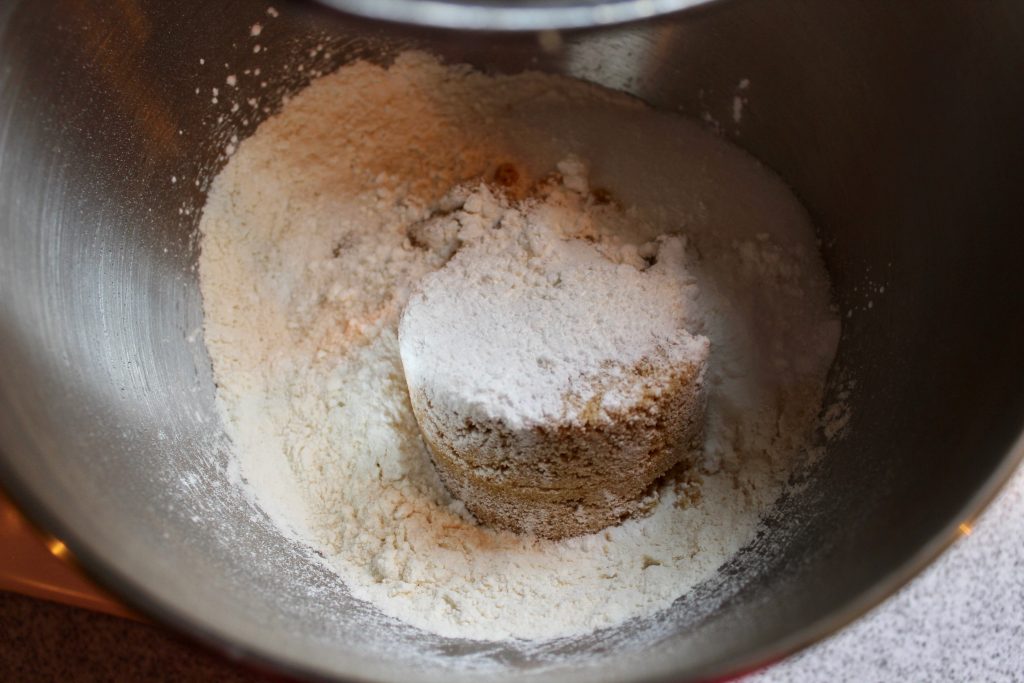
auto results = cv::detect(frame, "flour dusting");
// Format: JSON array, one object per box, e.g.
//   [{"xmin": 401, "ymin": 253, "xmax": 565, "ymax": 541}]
[
  {"xmin": 198, "ymin": 52, "xmax": 840, "ymax": 642},
  {"xmin": 399, "ymin": 164, "xmax": 708, "ymax": 432}
]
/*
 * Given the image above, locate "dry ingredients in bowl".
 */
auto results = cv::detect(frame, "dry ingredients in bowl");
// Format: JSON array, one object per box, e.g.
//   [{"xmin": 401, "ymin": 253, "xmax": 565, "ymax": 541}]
[
  {"xmin": 199, "ymin": 52, "xmax": 840, "ymax": 642},
  {"xmin": 398, "ymin": 162, "xmax": 713, "ymax": 541}
]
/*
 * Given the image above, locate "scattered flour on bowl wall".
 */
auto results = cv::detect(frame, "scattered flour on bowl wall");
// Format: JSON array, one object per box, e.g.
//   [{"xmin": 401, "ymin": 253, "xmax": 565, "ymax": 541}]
[{"xmin": 198, "ymin": 52, "xmax": 840, "ymax": 641}]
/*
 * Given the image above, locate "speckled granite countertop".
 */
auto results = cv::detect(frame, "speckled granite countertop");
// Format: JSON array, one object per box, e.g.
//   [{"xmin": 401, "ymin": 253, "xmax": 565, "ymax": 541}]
[
  {"xmin": 749, "ymin": 465, "xmax": 1024, "ymax": 683},
  {"xmin": 2, "ymin": 466, "xmax": 1021, "ymax": 682}
]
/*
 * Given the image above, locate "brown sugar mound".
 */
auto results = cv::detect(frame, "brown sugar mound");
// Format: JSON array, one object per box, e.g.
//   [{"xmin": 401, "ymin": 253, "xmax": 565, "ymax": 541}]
[{"xmin": 408, "ymin": 351, "xmax": 709, "ymax": 540}]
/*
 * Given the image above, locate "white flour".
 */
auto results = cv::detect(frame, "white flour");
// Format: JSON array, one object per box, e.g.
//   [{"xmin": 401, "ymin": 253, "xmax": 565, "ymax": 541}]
[
  {"xmin": 199, "ymin": 52, "xmax": 840, "ymax": 642},
  {"xmin": 399, "ymin": 160, "xmax": 709, "ymax": 431}
]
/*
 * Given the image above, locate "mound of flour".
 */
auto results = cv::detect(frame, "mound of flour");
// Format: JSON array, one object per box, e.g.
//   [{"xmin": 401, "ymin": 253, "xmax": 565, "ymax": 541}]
[
  {"xmin": 399, "ymin": 161, "xmax": 709, "ymax": 431},
  {"xmin": 199, "ymin": 52, "xmax": 840, "ymax": 641}
]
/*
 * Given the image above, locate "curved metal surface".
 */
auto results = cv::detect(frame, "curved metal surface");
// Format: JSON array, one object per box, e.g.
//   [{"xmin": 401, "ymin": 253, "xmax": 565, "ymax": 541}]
[
  {"xmin": 310, "ymin": 0, "xmax": 719, "ymax": 31},
  {"xmin": 0, "ymin": 1, "xmax": 1023, "ymax": 682}
]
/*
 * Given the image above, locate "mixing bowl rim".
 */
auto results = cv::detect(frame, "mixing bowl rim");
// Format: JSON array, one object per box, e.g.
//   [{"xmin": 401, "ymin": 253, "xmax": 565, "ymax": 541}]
[{"xmin": 311, "ymin": 0, "xmax": 723, "ymax": 31}]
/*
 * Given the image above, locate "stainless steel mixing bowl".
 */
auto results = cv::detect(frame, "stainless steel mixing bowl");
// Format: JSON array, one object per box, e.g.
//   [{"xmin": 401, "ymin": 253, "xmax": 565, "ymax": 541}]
[{"xmin": 1, "ymin": 1, "xmax": 1023, "ymax": 681}]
